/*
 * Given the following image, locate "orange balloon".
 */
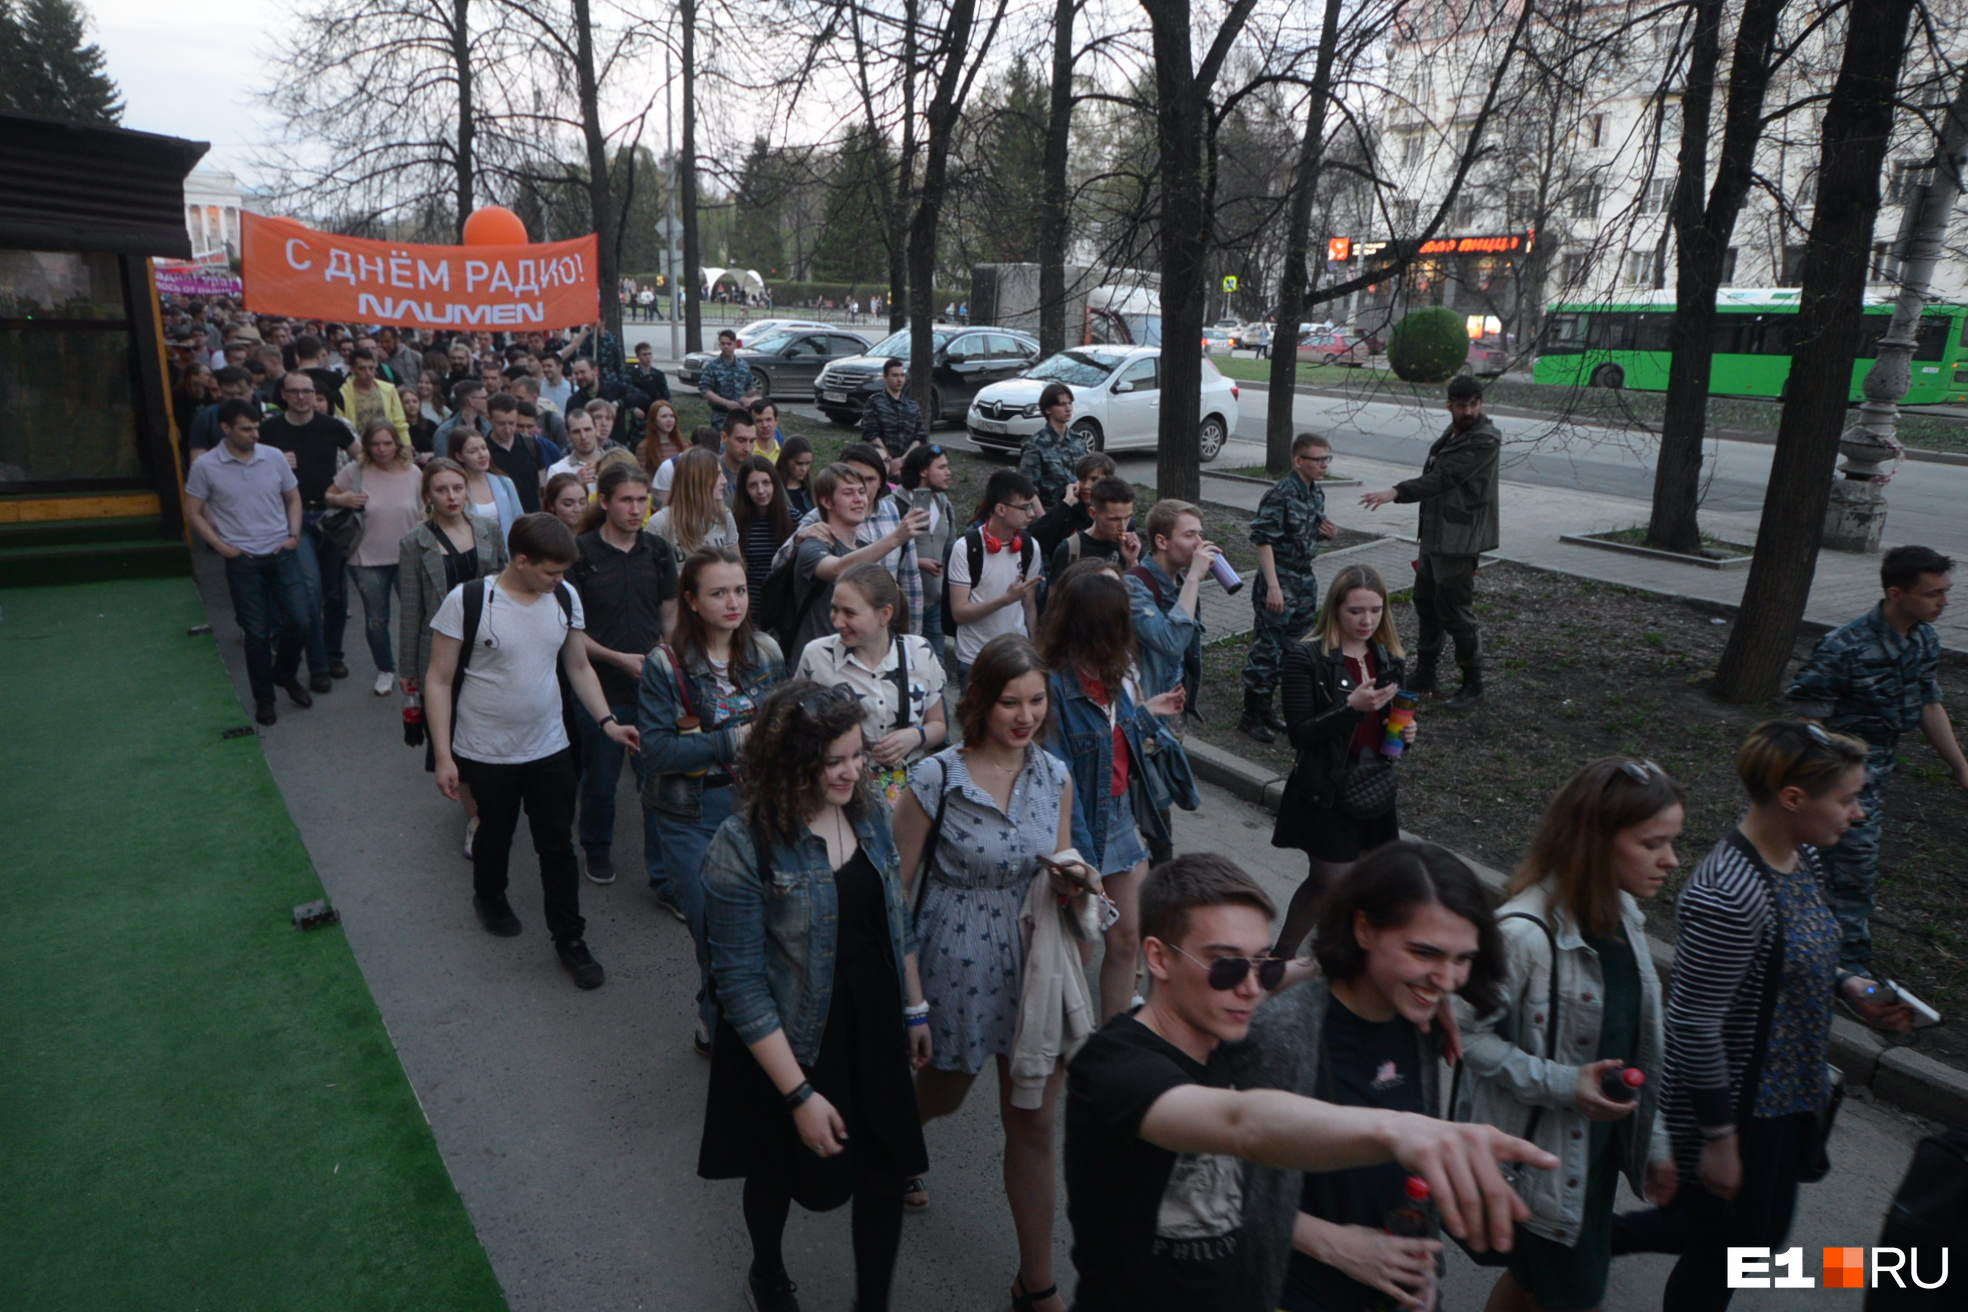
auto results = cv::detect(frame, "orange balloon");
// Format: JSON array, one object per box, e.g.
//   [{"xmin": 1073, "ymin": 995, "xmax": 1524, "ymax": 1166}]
[{"xmin": 463, "ymin": 206, "xmax": 528, "ymax": 246}]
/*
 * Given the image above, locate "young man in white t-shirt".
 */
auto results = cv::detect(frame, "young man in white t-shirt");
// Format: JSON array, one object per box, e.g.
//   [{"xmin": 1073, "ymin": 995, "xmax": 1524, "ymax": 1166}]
[
  {"xmin": 946, "ymin": 468, "xmax": 1043, "ymax": 678},
  {"xmin": 423, "ymin": 512, "xmax": 641, "ymax": 989}
]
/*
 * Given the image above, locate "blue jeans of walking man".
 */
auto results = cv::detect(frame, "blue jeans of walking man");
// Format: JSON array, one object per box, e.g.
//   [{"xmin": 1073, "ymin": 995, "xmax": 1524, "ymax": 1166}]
[
  {"xmin": 296, "ymin": 508, "xmax": 349, "ymax": 674},
  {"xmin": 223, "ymin": 549, "xmax": 311, "ymax": 703},
  {"xmin": 575, "ymin": 699, "xmax": 660, "ymax": 881}
]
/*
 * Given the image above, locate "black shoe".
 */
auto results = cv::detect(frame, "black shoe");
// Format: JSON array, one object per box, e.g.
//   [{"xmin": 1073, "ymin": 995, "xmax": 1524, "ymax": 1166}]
[
  {"xmin": 693, "ymin": 1024, "xmax": 712, "ymax": 1059},
  {"xmin": 1407, "ymin": 655, "xmax": 1441, "ymax": 696},
  {"xmin": 280, "ymin": 679, "xmax": 314, "ymax": 708},
  {"xmin": 744, "ymin": 1270, "xmax": 800, "ymax": 1312},
  {"xmin": 1239, "ymin": 692, "xmax": 1275, "ymax": 744},
  {"xmin": 1444, "ymin": 667, "xmax": 1485, "ymax": 710},
  {"xmin": 255, "ymin": 699, "xmax": 277, "ymax": 726},
  {"xmin": 328, "ymin": 661, "xmax": 350, "ymax": 679},
  {"xmin": 556, "ymin": 937, "xmax": 605, "ymax": 989},
  {"xmin": 583, "ymin": 848, "xmax": 617, "ymax": 885},
  {"xmin": 1264, "ymin": 704, "xmax": 1290, "ymax": 733},
  {"xmin": 472, "ymin": 895, "xmax": 522, "ymax": 937},
  {"xmin": 309, "ymin": 671, "xmax": 334, "ymax": 694}
]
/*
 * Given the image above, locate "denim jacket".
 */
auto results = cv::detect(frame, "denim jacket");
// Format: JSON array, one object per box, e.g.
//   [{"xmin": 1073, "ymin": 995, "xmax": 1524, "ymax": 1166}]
[
  {"xmin": 1125, "ymin": 558, "xmax": 1202, "ymax": 713},
  {"xmin": 1452, "ymin": 881, "xmax": 1670, "ymax": 1245},
  {"xmin": 702, "ymin": 809, "xmax": 916, "ymax": 1065},
  {"xmin": 636, "ymin": 634, "xmax": 784, "ymax": 817},
  {"xmin": 1045, "ymin": 671, "xmax": 1159, "ymax": 865}
]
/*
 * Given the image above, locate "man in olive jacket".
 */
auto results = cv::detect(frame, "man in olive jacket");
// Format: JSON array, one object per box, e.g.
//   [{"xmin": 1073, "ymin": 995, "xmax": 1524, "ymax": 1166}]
[{"xmin": 1361, "ymin": 375, "xmax": 1500, "ymax": 708}]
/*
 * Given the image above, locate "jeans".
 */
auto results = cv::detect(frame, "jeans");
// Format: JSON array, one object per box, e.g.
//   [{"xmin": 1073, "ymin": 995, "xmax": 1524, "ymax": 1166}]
[
  {"xmin": 1414, "ymin": 552, "xmax": 1480, "ymax": 669},
  {"xmin": 347, "ymin": 563, "xmax": 397, "ymax": 674},
  {"xmin": 296, "ymin": 508, "xmax": 349, "ymax": 671},
  {"xmin": 652, "ymin": 781, "xmax": 734, "ymax": 1035},
  {"xmin": 920, "ymin": 596, "xmax": 947, "ymax": 668},
  {"xmin": 574, "ymin": 698, "xmax": 659, "ymax": 865},
  {"xmin": 456, "ymin": 748, "xmax": 585, "ymax": 943},
  {"xmin": 223, "ymin": 549, "xmax": 311, "ymax": 703}
]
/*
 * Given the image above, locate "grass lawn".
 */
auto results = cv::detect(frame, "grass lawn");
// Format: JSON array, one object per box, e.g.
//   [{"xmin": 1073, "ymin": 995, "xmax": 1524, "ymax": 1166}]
[{"xmin": 0, "ymin": 579, "xmax": 505, "ymax": 1311}]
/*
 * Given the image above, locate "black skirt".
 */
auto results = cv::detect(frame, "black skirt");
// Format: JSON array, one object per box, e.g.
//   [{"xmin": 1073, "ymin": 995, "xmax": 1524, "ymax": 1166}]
[{"xmin": 697, "ymin": 846, "xmax": 928, "ymax": 1209}]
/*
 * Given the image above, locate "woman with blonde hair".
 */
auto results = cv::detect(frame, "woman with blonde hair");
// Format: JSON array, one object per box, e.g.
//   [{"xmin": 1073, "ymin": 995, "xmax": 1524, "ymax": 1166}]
[
  {"xmin": 452, "ymin": 430, "xmax": 524, "ymax": 541},
  {"xmin": 648, "ymin": 446, "xmax": 737, "ymax": 560},
  {"xmin": 327, "ymin": 417, "xmax": 426, "ymax": 694},
  {"xmin": 1456, "ymin": 758, "xmax": 1685, "ymax": 1312},
  {"xmin": 544, "ymin": 472, "xmax": 591, "ymax": 535},
  {"xmin": 1270, "ymin": 563, "xmax": 1415, "ymax": 957}
]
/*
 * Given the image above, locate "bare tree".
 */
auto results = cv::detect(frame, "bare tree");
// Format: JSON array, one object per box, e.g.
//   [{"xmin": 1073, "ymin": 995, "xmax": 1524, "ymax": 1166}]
[{"xmin": 1714, "ymin": 0, "xmax": 1923, "ymax": 701}]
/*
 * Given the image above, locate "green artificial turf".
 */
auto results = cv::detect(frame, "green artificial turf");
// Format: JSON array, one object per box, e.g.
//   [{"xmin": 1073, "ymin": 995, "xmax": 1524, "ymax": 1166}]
[{"xmin": 0, "ymin": 579, "xmax": 505, "ymax": 1311}]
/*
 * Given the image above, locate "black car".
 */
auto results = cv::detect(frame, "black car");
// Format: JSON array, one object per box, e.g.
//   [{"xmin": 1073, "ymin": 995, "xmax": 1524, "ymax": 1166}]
[
  {"xmin": 813, "ymin": 325, "xmax": 1040, "ymax": 426},
  {"xmin": 677, "ymin": 327, "xmax": 872, "ymax": 399}
]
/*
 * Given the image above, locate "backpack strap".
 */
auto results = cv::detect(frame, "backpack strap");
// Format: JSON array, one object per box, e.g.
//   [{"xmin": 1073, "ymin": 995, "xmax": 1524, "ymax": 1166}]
[
  {"xmin": 889, "ymin": 632, "xmax": 913, "ymax": 731},
  {"xmin": 1126, "ymin": 563, "xmax": 1167, "ymax": 610},
  {"xmin": 1448, "ymin": 910, "xmax": 1559, "ymax": 1137},
  {"xmin": 963, "ymin": 527, "xmax": 985, "ymax": 622}
]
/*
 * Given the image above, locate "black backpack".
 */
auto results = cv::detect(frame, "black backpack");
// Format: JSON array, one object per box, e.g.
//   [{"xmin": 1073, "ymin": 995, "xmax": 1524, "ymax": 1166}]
[
  {"xmin": 954, "ymin": 526, "xmax": 1036, "ymax": 635},
  {"xmin": 753, "ymin": 539, "xmax": 836, "ymax": 653},
  {"xmin": 1865, "ymin": 1127, "xmax": 1968, "ymax": 1310}
]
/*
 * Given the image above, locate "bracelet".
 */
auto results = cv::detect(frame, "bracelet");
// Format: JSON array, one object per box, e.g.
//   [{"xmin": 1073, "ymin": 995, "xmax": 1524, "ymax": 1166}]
[
  {"xmin": 597, "ymin": 714, "xmax": 618, "ymax": 729},
  {"xmin": 902, "ymin": 1001, "xmax": 930, "ymax": 1019},
  {"xmin": 916, "ymin": 726, "xmax": 928, "ymax": 750},
  {"xmin": 783, "ymin": 1080, "xmax": 815, "ymax": 1110},
  {"xmin": 1699, "ymin": 1123, "xmax": 1737, "ymax": 1142},
  {"xmin": 906, "ymin": 1015, "xmax": 930, "ymax": 1028}
]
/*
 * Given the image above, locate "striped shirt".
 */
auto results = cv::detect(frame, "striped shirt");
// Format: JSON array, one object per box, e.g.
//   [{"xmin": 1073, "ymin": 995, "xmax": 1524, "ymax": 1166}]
[{"xmin": 1660, "ymin": 830, "xmax": 1833, "ymax": 1169}]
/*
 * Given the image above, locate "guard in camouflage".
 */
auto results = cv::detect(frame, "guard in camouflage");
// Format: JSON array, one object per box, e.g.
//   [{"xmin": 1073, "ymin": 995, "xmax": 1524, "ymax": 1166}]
[
  {"xmin": 1241, "ymin": 432, "xmax": 1336, "ymax": 743},
  {"xmin": 1786, "ymin": 545, "xmax": 1967, "ymax": 975}
]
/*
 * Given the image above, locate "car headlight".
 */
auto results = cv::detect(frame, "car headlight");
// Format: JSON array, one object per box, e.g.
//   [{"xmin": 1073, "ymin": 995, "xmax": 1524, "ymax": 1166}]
[{"xmin": 1019, "ymin": 403, "xmax": 1041, "ymax": 418}]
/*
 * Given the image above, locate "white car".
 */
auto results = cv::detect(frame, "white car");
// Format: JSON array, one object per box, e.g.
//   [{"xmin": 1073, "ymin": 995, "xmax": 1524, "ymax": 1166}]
[
  {"xmin": 731, "ymin": 318, "xmax": 830, "ymax": 345},
  {"xmin": 965, "ymin": 344, "xmax": 1241, "ymax": 463}
]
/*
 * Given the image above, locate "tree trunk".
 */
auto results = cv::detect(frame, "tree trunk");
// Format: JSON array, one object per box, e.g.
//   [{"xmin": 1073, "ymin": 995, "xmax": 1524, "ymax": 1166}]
[
  {"xmin": 681, "ymin": 0, "xmax": 701, "ymax": 346},
  {"xmin": 1148, "ymin": 4, "xmax": 1205, "ymax": 502},
  {"xmin": 1713, "ymin": 0, "xmax": 1917, "ymax": 703},
  {"xmin": 888, "ymin": 0, "xmax": 921, "ymax": 334},
  {"xmin": 1036, "ymin": 0, "xmax": 1075, "ymax": 357},
  {"xmin": 1646, "ymin": 0, "xmax": 1787, "ymax": 553},
  {"xmin": 451, "ymin": 0, "xmax": 473, "ymax": 239},
  {"xmin": 1264, "ymin": 0, "xmax": 1343, "ymax": 475},
  {"xmin": 908, "ymin": 0, "xmax": 977, "ymax": 420},
  {"xmin": 570, "ymin": 0, "xmax": 618, "ymax": 338}
]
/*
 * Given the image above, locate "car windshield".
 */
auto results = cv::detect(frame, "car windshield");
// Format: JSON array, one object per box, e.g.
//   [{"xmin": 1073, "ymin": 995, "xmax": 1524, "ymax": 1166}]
[
  {"xmin": 1026, "ymin": 350, "xmax": 1127, "ymax": 386},
  {"xmin": 867, "ymin": 328, "xmax": 955, "ymax": 360},
  {"xmin": 744, "ymin": 332, "xmax": 797, "ymax": 354}
]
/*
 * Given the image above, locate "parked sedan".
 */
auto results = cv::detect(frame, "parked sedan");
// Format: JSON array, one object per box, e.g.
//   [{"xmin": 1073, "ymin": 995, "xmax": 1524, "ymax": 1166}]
[
  {"xmin": 1463, "ymin": 334, "xmax": 1510, "ymax": 377},
  {"xmin": 813, "ymin": 325, "xmax": 1039, "ymax": 426},
  {"xmin": 966, "ymin": 344, "xmax": 1241, "ymax": 462},
  {"xmin": 677, "ymin": 328, "xmax": 871, "ymax": 396},
  {"xmin": 1201, "ymin": 323, "xmax": 1239, "ymax": 354},
  {"xmin": 1297, "ymin": 328, "xmax": 1370, "ymax": 365}
]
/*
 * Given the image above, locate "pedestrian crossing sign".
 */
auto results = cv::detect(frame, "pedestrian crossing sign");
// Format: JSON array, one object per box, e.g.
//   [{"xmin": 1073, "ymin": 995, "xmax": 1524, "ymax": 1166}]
[{"xmin": 1222, "ymin": 275, "xmax": 1239, "ymax": 293}]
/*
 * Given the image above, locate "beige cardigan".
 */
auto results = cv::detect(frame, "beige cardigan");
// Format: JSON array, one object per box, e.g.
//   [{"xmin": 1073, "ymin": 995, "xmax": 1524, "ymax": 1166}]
[{"xmin": 1008, "ymin": 849, "xmax": 1104, "ymax": 1110}]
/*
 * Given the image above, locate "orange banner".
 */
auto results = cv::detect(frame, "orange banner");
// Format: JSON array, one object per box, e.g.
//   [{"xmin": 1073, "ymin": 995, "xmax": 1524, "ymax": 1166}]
[{"xmin": 241, "ymin": 214, "xmax": 599, "ymax": 330}]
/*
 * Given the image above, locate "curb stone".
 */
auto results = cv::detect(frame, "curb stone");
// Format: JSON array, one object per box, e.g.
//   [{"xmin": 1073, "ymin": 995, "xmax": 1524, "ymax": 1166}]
[{"xmin": 1183, "ymin": 735, "xmax": 1968, "ymax": 1127}]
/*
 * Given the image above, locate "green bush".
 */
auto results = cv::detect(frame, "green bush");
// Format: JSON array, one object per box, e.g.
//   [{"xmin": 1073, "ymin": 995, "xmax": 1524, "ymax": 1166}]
[{"xmin": 1386, "ymin": 307, "xmax": 1470, "ymax": 383}]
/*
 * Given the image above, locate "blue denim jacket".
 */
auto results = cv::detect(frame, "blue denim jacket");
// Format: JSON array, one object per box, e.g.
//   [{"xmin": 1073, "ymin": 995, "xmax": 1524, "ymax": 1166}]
[
  {"xmin": 702, "ymin": 808, "xmax": 916, "ymax": 1065},
  {"xmin": 1045, "ymin": 671, "xmax": 1159, "ymax": 864},
  {"xmin": 1125, "ymin": 558, "xmax": 1202, "ymax": 712},
  {"xmin": 636, "ymin": 634, "xmax": 784, "ymax": 816}
]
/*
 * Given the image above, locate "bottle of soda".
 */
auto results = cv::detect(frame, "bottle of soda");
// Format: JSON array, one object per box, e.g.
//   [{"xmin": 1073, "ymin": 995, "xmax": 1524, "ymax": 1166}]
[
  {"xmin": 1374, "ymin": 1176, "xmax": 1437, "ymax": 1312},
  {"xmin": 1599, "ymin": 1065, "xmax": 1645, "ymax": 1103},
  {"xmin": 402, "ymin": 699, "xmax": 425, "ymax": 749}
]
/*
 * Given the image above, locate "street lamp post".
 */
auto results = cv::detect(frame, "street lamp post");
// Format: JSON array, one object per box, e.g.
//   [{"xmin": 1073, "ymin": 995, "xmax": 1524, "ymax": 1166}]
[{"xmin": 1824, "ymin": 79, "xmax": 1968, "ymax": 551}]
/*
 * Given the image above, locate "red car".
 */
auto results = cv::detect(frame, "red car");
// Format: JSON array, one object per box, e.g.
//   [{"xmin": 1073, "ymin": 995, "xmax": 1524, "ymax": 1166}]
[{"xmin": 1296, "ymin": 329, "xmax": 1369, "ymax": 366}]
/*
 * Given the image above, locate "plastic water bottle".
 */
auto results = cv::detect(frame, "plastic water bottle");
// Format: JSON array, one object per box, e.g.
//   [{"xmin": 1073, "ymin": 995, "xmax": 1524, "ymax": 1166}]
[{"xmin": 1600, "ymin": 1065, "xmax": 1646, "ymax": 1102}]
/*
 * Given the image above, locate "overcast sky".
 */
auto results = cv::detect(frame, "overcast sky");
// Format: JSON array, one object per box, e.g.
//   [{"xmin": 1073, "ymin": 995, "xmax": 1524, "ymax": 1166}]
[{"xmin": 90, "ymin": 0, "xmax": 279, "ymax": 178}]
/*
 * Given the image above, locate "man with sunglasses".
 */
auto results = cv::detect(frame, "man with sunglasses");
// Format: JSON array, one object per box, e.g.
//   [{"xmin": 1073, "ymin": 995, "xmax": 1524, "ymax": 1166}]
[
  {"xmin": 1065, "ymin": 854, "xmax": 1552, "ymax": 1312},
  {"xmin": 1242, "ymin": 431, "xmax": 1339, "ymax": 743}
]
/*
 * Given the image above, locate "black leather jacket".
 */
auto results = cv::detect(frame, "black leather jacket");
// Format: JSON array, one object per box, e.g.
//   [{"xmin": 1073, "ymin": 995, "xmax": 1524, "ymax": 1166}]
[{"xmin": 1273, "ymin": 639, "xmax": 1405, "ymax": 843}]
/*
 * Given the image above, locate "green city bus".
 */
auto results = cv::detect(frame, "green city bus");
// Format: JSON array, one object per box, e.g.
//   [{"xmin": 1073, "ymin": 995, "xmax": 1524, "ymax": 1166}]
[{"xmin": 1532, "ymin": 288, "xmax": 1968, "ymax": 405}]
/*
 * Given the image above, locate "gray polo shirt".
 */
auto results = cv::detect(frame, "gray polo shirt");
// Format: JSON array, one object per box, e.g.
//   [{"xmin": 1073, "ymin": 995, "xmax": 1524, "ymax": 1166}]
[{"xmin": 186, "ymin": 443, "xmax": 297, "ymax": 555}]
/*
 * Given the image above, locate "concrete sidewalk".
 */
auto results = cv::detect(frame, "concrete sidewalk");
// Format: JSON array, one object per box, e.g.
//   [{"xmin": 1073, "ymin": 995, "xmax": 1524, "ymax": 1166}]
[{"xmin": 1198, "ymin": 456, "xmax": 1968, "ymax": 652}]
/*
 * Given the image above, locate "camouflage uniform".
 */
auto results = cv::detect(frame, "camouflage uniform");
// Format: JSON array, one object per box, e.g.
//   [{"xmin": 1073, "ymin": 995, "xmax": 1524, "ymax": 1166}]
[
  {"xmin": 1786, "ymin": 602, "xmax": 1944, "ymax": 972},
  {"xmin": 1019, "ymin": 423, "xmax": 1090, "ymax": 508},
  {"xmin": 860, "ymin": 390, "xmax": 929, "ymax": 459},
  {"xmin": 1243, "ymin": 472, "xmax": 1327, "ymax": 698},
  {"xmin": 696, "ymin": 354, "xmax": 752, "ymax": 430}
]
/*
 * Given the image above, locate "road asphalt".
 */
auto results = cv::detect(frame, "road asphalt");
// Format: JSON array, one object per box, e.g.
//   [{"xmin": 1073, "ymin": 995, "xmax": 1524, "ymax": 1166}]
[{"xmin": 190, "ymin": 540, "xmax": 1946, "ymax": 1310}]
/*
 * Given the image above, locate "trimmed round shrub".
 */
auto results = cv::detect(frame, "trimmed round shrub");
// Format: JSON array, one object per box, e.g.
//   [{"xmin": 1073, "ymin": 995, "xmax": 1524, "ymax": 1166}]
[{"xmin": 1386, "ymin": 307, "xmax": 1470, "ymax": 382}]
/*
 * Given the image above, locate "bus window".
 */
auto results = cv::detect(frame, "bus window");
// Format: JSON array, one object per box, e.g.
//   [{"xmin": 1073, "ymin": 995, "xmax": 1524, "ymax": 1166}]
[
  {"xmin": 1854, "ymin": 316, "xmax": 1950, "ymax": 360},
  {"xmin": 1634, "ymin": 313, "xmax": 1672, "ymax": 351},
  {"xmin": 1590, "ymin": 312, "xmax": 1636, "ymax": 349},
  {"xmin": 1711, "ymin": 318, "xmax": 1748, "ymax": 354},
  {"xmin": 1543, "ymin": 313, "xmax": 1588, "ymax": 350}
]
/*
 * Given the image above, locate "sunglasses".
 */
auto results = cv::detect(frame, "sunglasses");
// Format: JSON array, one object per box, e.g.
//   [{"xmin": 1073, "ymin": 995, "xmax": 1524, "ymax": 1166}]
[
  {"xmin": 1611, "ymin": 758, "xmax": 1665, "ymax": 787},
  {"xmin": 1165, "ymin": 942, "xmax": 1288, "ymax": 992},
  {"xmin": 1803, "ymin": 721, "xmax": 1832, "ymax": 745}
]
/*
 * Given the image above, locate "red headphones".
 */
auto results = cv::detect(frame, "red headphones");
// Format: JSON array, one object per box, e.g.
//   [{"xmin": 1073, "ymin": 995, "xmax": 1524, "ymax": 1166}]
[{"xmin": 983, "ymin": 531, "xmax": 1024, "ymax": 555}]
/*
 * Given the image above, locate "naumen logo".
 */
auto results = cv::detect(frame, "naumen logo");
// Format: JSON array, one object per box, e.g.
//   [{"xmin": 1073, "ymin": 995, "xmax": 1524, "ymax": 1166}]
[{"xmin": 1727, "ymin": 1246, "xmax": 1950, "ymax": 1290}]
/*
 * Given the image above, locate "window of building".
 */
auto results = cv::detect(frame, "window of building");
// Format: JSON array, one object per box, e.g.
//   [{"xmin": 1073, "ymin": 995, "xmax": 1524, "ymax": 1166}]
[
  {"xmin": 1569, "ymin": 183, "xmax": 1602, "ymax": 219},
  {"xmin": 1507, "ymin": 189, "xmax": 1536, "ymax": 224},
  {"xmin": 1719, "ymin": 247, "xmax": 1739, "ymax": 285},
  {"xmin": 1399, "ymin": 133, "xmax": 1422, "ymax": 168},
  {"xmin": 1640, "ymin": 177, "xmax": 1672, "ymax": 215},
  {"xmin": 1870, "ymin": 241, "xmax": 1902, "ymax": 282},
  {"xmin": 1393, "ymin": 198, "xmax": 1421, "ymax": 231},
  {"xmin": 1887, "ymin": 160, "xmax": 1930, "ymax": 206},
  {"xmin": 0, "ymin": 250, "xmax": 144, "ymax": 488},
  {"xmin": 1581, "ymin": 114, "xmax": 1606, "ymax": 148},
  {"xmin": 1623, "ymin": 248, "xmax": 1665, "ymax": 286},
  {"xmin": 1780, "ymin": 243, "xmax": 1808, "ymax": 286},
  {"xmin": 1559, "ymin": 251, "xmax": 1590, "ymax": 286}
]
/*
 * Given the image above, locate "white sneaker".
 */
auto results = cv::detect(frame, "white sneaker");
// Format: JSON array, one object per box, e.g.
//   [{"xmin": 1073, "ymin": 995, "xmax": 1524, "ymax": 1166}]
[
  {"xmin": 374, "ymin": 672, "xmax": 395, "ymax": 695},
  {"xmin": 463, "ymin": 816, "xmax": 479, "ymax": 860}
]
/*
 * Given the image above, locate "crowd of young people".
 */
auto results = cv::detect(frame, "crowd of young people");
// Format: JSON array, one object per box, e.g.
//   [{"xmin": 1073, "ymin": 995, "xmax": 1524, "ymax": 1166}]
[{"xmin": 173, "ymin": 302, "xmax": 1954, "ymax": 1312}]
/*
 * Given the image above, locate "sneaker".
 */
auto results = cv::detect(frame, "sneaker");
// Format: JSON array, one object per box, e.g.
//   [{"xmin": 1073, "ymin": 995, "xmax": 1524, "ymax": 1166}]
[
  {"xmin": 255, "ymin": 699, "xmax": 277, "ymax": 726},
  {"xmin": 584, "ymin": 848, "xmax": 617, "ymax": 885},
  {"xmin": 651, "ymin": 885, "xmax": 686, "ymax": 922},
  {"xmin": 693, "ymin": 1023, "xmax": 712, "ymax": 1059},
  {"xmin": 329, "ymin": 661, "xmax": 351, "ymax": 679},
  {"xmin": 309, "ymin": 671, "xmax": 334, "ymax": 694},
  {"xmin": 463, "ymin": 816, "xmax": 479, "ymax": 860},
  {"xmin": 472, "ymin": 895, "xmax": 522, "ymax": 937},
  {"xmin": 556, "ymin": 938, "xmax": 605, "ymax": 989},
  {"xmin": 279, "ymin": 679, "xmax": 314, "ymax": 708},
  {"xmin": 373, "ymin": 672, "xmax": 394, "ymax": 696},
  {"xmin": 743, "ymin": 1270, "xmax": 800, "ymax": 1312}
]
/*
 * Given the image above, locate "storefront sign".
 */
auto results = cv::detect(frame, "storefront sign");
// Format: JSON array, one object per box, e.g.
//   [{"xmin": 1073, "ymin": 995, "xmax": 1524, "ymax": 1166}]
[
  {"xmin": 240, "ymin": 213, "xmax": 599, "ymax": 329},
  {"xmin": 1326, "ymin": 232, "xmax": 1531, "ymax": 260},
  {"xmin": 154, "ymin": 265, "xmax": 243, "ymax": 296}
]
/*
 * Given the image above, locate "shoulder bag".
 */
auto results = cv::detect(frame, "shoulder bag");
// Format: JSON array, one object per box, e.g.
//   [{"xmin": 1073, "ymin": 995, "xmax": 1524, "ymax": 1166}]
[{"xmin": 317, "ymin": 463, "xmax": 366, "ymax": 557}]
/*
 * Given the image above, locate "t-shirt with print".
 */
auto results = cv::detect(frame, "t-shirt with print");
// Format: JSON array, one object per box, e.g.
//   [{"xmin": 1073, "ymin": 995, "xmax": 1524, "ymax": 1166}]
[
  {"xmin": 947, "ymin": 529, "xmax": 1043, "ymax": 666},
  {"xmin": 1065, "ymin": 1013, "xmax": 1254, "ymax": 1312},
  {"xmin": 1281, "ymin": 995, "xmax": 1426, "ymax": 1312},
  {"xmin": 432, "ymin": 577, "xmax": 585, "ymax": 765}
]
